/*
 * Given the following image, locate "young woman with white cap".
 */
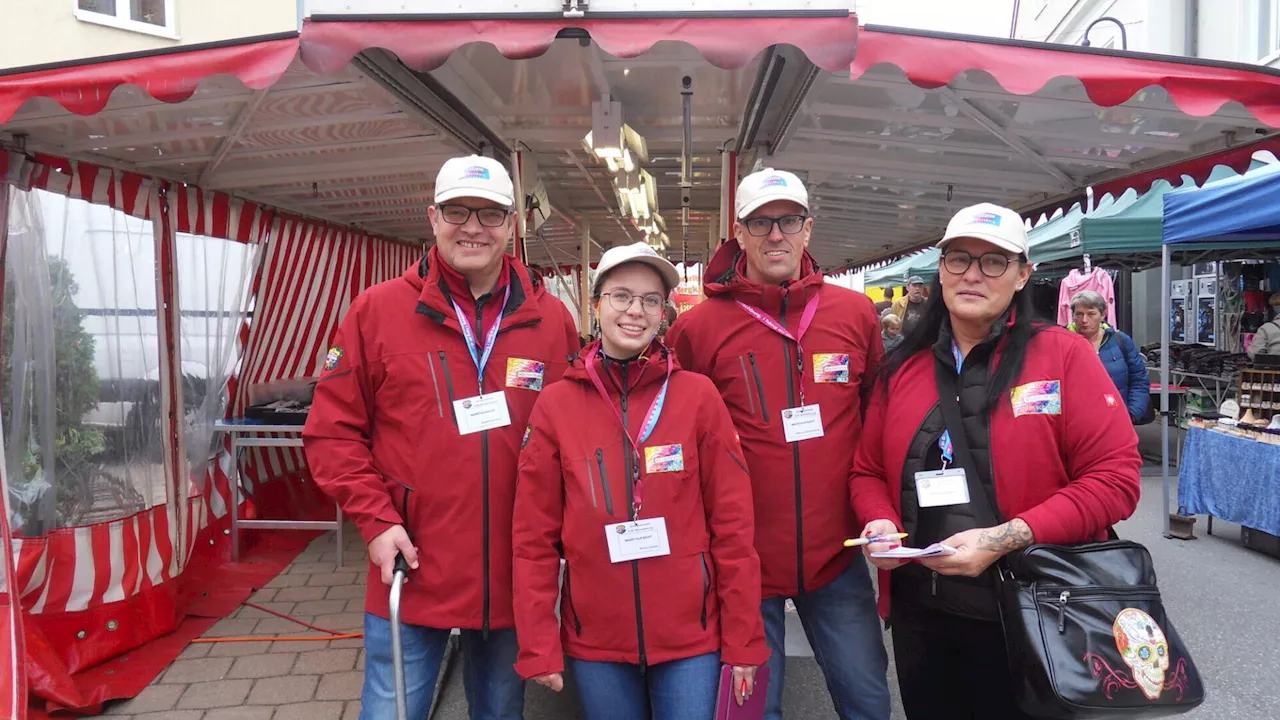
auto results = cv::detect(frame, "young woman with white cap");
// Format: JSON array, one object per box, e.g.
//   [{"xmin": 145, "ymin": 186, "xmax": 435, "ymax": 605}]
[{"xmin": 512, "ymin": 242, "xmax": 769, "ymax": 719}]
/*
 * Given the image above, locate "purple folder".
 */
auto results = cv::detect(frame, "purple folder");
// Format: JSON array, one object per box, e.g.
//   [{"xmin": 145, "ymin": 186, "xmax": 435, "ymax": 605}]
[{"xmin": 713, "ymin": 664, "xmax": 770, "ymax": 720}]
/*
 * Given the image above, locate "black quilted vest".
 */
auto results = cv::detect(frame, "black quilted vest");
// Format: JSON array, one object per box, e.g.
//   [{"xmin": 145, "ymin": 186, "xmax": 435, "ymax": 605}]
[{"xmin": 891, "ymin": 324, "xmax": 1004, "ymax": 622}]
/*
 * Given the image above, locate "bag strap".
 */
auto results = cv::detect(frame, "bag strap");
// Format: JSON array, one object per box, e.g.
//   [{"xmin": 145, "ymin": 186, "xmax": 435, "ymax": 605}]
[{"xmin": 933, "ymin": 355, "xmax": 1005, "ymax": 529}]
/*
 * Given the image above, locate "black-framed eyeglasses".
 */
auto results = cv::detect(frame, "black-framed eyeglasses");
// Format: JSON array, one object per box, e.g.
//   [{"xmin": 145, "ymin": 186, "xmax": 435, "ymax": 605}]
[
  {"xmin": 941, "ymin": 249, "xmax": 1019, "ymax": 278},
  {"xmin": 601, "ymin": 290, "xmax": 666, "ymax": 315},
  {"xmin": 741, "ymin": 214, "xmax": 808, "ymax": 237},
  {"xmin": 438, "ymin": 204, "xmax": 511, "ymax": 228}
]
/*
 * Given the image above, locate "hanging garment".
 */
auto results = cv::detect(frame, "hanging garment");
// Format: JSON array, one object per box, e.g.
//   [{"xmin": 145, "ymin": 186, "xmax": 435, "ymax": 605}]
[{"xmin": 1057, "ymin": 268, "xmax": 1116, "ymax": 326}]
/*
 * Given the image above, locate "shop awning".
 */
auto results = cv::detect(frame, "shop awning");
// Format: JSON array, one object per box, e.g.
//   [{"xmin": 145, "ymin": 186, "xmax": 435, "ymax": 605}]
[
  {"xmin": 1164, "ymin": 161, "xmax": 1280, "ymax": 245},
  {"xmin": 863, "ymin": 248, "xmax": 940, "ymax": 287}
]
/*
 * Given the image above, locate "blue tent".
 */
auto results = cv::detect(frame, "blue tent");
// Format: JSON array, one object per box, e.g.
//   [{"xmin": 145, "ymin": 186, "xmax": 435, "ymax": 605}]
[{"xmin": 1163, "ymin": 161, "xmax": 1280, "ymax": 245}]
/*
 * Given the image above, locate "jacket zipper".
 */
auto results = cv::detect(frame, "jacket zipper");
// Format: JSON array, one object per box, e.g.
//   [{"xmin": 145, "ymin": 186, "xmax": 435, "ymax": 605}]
[
  {"xmin": 563, "ymin": 562, "xmax": 583, "ymax": 636},
  {"xmin": 1044, "ymin": 586, "xmax": 1160, "ymax": 633},
  {"xmin": 620, "ymin": 363, "xmax": 648, "ymax": 671},
  {"xmin": 437, "ymin": 351, "xmax": 459, "ymax": 428},
  {"xmin": 385, "ymin": 475, "xmax": 414, "ymax": 535},
  {"xmin": 585, "ymin": 456, "xmax": 599, "ymax": 509},
  {"xmin": 475, "ymin": 296, "xmax": 492, "ymax": 638},
  {"xmin": 737, "ymin": 356, "xmax": 757, "ymax": 416},
  {"xmin": 426, "ymin": 353, "xmax": 444, "ymax": 418},
  {"xmin": 595, "ymin": 449, "xmax": 614, "ymax": 516},
  {"xmin": 780, "ymin": 292, "xmax": 805, "ymax": 595},
  {"xmin": 700, "ymin": 552, "xmax": 710, "ymax": 631},
  {"xmin": 747, "ymin": 352, "xmax": 770, "ymax": 423}
]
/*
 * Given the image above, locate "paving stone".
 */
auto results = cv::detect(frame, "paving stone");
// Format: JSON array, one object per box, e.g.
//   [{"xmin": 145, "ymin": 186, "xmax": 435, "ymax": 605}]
[
  {"xmin": 203, "ymin": 617, "xmax": 261, "ymax": 638},
  {"xmin": 202, "ymin": 707, "xmax": 276, "ymax": 720},
  {"xmin": 273, "ymin": 700, "xmax": 346, "ymax": 720},
  {"xmin": 264, "ymin": 573, "xmax": 310, "ymax": 588},
  {"xmin": 207, "ymin": 640, "xmax": 273, "ymax": 658},
  {"xmin": 272, "ymin": 638, "xmax": 330, "ymax": 653},
  {"xmin": 176, "ymin": 643, "xmax": 212, "ymax": 660},
  {"xmin": 160, "ymin": 657, "xmax": 232, "ymax": 684},
  {"xmin": 102, "ymin": 683, "xmax": 184, "ymax": 714},
  {"xmin": 324, "ymin": 584, "xmax": 366, "ymax": 600},
  {"xmin": 176, "ymin": 678, "xmax": 253, "ymax": 709},
  {"xmin": 330, "ymin": 637, "xmax": 364, "ymax": 649},
  {"xmin": 293, "ymin": 648, "xmax": 358, "ymax": 674},
  {"xmin": 343, "ymin": 699, "xmax": 362, "ymax": 720},
  {"xmin": 292, "ymin": 599, "xmax": 349, "ymax": 616},
  {"xmin": 274, "ymin": 586, "xmax": 330, "ymax": 602},
  {"xmin": 344, "ymin": 598, "xmax": 367, "ymax": 613},
  {"xmin": 254, "ymin": 616, "xmax": 317, "ymax": 635},
  {"xmin": 228, "ymin": 652, "xmax": 297, "ymax": 679},
  {"xmin": 307, "ymin": 572, "xmax": 359, "ymax": 587},
  {"xmin": 316, "ymin": 671, "xmax": 364, "ymax": 701},
  {"xmin": 291, "ymin": 561, "xmax": 345, "ymax": 575},
  {"xmin": 357, "ymin": 649, "xmax": 365, "ymax": 671},
  {"xmin": 247, "ymin": 674, "xmax": 319, "ymax": 704},
  {"xmin": 313, "ymin": 612, "xmax": 363, "ymax": 631},
  {"xmin": 134, "ymin": 711, "xmax": 203, "ymax": 720},
  {"xmin": 247, "ymin": 588, "xmax": 277, "ymax": 602}
]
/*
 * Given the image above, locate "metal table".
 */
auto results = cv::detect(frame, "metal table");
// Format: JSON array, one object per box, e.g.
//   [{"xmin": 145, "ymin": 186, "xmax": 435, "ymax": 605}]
[{"xmin": 215, "ymin": 421, "xmax": 343, "ymax": 569}]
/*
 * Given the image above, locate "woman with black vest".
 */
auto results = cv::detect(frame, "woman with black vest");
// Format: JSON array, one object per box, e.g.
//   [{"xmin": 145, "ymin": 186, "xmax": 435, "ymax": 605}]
[{"xmin": 849, "ymin": 203, "xmax": 1142, "ymax": 719}]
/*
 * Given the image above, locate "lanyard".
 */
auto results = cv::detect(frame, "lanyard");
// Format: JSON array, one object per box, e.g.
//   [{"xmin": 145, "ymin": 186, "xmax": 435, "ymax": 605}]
[
  {"xmin": 939, "ymin": 340, "xmax": 964, "ymax": 468},
  {"xmin": 450, "ymin": 285, "xmax": 511, "ymax": 388},
  {"xmin": 735, "ymin": 291, "xmax": 821, "ymax": 406},
  {"xmin": 583, "ymin": 342, "xmax": 673, "ymax": 521}
]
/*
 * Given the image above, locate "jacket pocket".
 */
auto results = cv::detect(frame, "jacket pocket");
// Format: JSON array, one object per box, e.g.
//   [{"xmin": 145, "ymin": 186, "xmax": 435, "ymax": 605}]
[
  {"xmin": 595, "ymin": 448, "xmax": 614, "ymax": 517},
  {"xmin": 700, "ymin": 552, "xmax": 711, "ymax": 631},
  {"xmin": 425, "ymin": 353, "xmax": 445, "ymax": 418},
  {"xmin": 383, "ymin": 475, "xmax": 414, "ymax": 537},
  {"xmin": 562, "ymin": 562, "xmax": 583, "ymax": 636},
  {"xmin": 437, "ymin": 351, "xmax": 460, "ymax": 428},
  {"xmin": 747, "ymin": 352, "xmax": 770, "ymax": 423}
]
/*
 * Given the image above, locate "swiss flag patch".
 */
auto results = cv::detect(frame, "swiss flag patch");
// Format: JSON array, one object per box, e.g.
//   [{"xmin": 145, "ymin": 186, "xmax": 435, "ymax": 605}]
[{"xmin": 1104, "ymin": 394, "xmax": 1118, "ymax": 407}]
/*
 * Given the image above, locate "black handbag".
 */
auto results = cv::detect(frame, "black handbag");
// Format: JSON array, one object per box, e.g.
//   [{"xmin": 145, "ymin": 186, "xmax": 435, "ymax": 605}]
[{"xmin": 934, "ymin": 358, "xmax": 1204, "ymax": 718}]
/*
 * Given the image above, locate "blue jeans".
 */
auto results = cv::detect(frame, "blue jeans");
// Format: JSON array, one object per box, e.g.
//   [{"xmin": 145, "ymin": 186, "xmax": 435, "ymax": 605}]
[
  {"xmin": 568, "ymin": 651, "xmax": 721, "ymax": 720},
  {"xmin": 761, "ymin": 554, "xmax": 891, "ymax": 720},
  {"xmin": 360, "ymin": 613, "xmax": 525, "ymax": 720}
]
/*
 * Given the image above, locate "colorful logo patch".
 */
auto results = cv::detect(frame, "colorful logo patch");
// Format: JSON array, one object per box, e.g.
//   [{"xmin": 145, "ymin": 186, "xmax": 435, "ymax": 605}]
[
  {"xmin": 760, "ymin": 174, "xmax": 787, "ymax": 188},
  {"xmin": 323, "ymin": 347, "xmax": 343, "ymax": 371},
  {"xmin": 1104, "ymin": 394, "xmax": 1118, "ymax": 407},
  {"xmin": 970, "ymin": 211, "xmax": 1003, "ymax": 227},
  {"xmin": 1010, "ymin": 380, "xmax": 1062, "ymax": 417},
  {"xmin": 644, "ymin": 444, "xmax": 684, "ymax": 474},
  {"xmin": 813, "ymin": 353, "xmax": 850, "ymax": 384},
  {"xmin": 462, "ymin": 165, "xmax": 490, "ymax": 180},
  {"xmin": 505, "ymin": 358, "xmax": 546, "ymax": 391},
  {"xmin": 1083, "ymin": 607, "xmax": 1190, "ymax": 703}
]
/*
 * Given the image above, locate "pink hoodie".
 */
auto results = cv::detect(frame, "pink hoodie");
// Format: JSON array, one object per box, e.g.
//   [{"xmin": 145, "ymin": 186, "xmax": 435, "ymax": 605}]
[{"xmin": 1057, "ymin": 268, "xmax": 1116, "ymax": 326}]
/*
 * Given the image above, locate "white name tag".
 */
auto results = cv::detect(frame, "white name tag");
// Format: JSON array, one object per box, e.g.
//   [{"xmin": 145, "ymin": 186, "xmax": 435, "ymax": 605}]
[
  {"xmin": 915, "ymin": 468, "xmax": 971, "ymax": 508},
  {"xmin": 605, "ymin": 517, "xmax": 672, "ymax": 563},
  {"xmin": 453, "ymin": 391, "xmax": 512, "ymax": 435},
  {"xmin": 782, "ymin": 404, "xmax": 825, "ymax": 443}
]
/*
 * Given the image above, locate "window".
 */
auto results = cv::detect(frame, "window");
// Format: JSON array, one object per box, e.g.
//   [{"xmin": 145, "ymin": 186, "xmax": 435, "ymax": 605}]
[
  {"xmin": 1260, "ymin": 0, "xmax": 1280, "ymax": 61},
  {"xmin": 75, "ymin": 0, "xmax": 176, "ymax": 38}
]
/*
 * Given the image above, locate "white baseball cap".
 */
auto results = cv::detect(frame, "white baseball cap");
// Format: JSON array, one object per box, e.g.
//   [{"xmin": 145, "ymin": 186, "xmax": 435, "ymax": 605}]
[
  {"xmin": 735, "ymin": 168, "xmax": 809, "ymax": 219},
  {"xmin": 592, "ymin": 242, "xmax": 680, "ymax": 296},
  {"xmin": 938, "ymin": 203, "xmax": 1030, "ymax": 259},
  {"xmin": 434, "ymin": 155, "xmax": 515, "ymax": 207}
]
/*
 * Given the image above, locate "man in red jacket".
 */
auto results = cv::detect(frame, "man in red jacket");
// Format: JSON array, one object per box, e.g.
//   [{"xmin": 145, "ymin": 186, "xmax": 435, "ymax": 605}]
[
  {"xmin": 666, "ymin": 169, "xmax": 891, "ymax": 719},
  {"xmin": 303, "ymin": 155, "xmax": 580, "ymax": 720}
]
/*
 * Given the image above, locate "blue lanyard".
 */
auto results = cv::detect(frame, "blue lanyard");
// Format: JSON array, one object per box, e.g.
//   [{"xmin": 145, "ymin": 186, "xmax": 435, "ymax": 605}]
[
  {"xmin": 450, "ymin": 285, "xmax": 511, "ymax": 387},
  {"xmin": 939, "ymin": 340, "xmax": 964, "ymax": 467}
]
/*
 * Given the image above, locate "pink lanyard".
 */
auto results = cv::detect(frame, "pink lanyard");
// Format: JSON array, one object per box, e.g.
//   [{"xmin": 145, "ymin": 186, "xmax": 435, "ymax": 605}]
[
  {"xmin": 736, "ymin": 292, "xmax": 821, "ymax": 406},
  {"xmin": 583, "ymin": 342, "xmax": 673, "ymax": 521}
]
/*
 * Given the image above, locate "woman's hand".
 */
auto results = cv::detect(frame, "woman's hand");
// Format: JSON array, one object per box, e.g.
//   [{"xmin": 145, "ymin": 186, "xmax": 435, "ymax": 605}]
[
  {"xmin": 731, "ymin": 665, "xmax": 757, "ymax": 706},
  {"xmin": 921, "ymin": 519, "xmax": 1034, "ymax": 577},
  {"xmin": 533, "ymin": 673, "xmax": 563, "ymax": 692},
  {"xmin": 861, "ymin": 519, "xmax": 907, "ymax": 571}
]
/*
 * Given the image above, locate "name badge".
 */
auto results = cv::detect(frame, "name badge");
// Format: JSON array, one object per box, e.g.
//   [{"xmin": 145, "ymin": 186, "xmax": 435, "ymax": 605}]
[
  {"xmin": 606, "ymin": 517, "xmax": 672, "ymax": 563},
  {"xmin": 915, "ymin": 468, "xmax": 971, "ymax": 508},
  {"xmin": 782, "ymin": 405, "xmax": 825, "ymax": 443},
  {"xmin": 453, "ymin": 391, "xmax": 512, "ymax": 435},
  {"xmin": 505, "ymin": 357, "xmax": 546, "ymax": 391}
]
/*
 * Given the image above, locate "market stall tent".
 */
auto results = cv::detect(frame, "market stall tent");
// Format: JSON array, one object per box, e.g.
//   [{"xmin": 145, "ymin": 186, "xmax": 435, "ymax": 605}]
[
  {"xmin": 862, "ymin": 248, "xmax": 939, "ymax": 287},
  {"xmin": 7, "ymin": 10, "xmax": 1280, "ymax": 716}
]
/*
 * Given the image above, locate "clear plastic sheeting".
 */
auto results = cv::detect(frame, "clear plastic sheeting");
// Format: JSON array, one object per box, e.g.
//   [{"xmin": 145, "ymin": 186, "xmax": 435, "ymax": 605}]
[
  {"xmin": 2, "ymin": 188, "xmax": 164, "ymax": 535},
  {"xmin": 175, "ymin": 233, "xmax": 259, "ymax": 496}
]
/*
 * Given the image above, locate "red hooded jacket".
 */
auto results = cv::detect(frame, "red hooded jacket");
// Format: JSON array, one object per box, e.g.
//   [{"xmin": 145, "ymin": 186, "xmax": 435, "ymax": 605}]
[
  {"xmin": 849, "ymin": 327, "xmax": 1142, "ymax": 619},
  {"xmin": 512, "ymin": 342, "xmax": 769, "ymax": 677},
  {"xmin": 666, "ymin": 241, "xmax": 883, "ymax": 599},
  {"xmin": 303, "ymin": 247, "xmax": 580, "ymax": 631}
]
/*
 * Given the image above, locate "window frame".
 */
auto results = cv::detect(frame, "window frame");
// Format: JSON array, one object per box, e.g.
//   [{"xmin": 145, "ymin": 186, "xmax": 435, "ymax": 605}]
[{"xmin": 74, "ymin": 0, "xmax": 180, "ymax": 40}]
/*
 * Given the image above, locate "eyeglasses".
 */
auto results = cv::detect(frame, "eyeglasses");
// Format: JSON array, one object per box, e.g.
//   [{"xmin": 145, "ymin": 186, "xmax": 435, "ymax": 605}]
[
  {"xmin": 601, "ymin": 290, "xmax": 666, "ymax": 315},
  {"xmin": 741, "ymin": 214, "xmax": 808, "ymax": 237},
  {"xmin": 941, "ymin": 249, "xmax": 1019, "ymax": 278},
  {"xmin": 438, "ymin": 204, "xmax": 511, "ymax": 228}
]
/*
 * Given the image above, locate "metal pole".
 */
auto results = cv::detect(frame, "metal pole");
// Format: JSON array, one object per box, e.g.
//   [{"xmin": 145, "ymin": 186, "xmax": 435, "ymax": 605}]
[
  {"xmin": 580, "ymin": 216, "xmax": 592, "ymax": 337},
  {"xmin": 511, "ymin": 147, "xmax": 526, "ymax": 263},
  {"xmin": 681, "ymin": 75, "xmax": 693, "ymax": 276},
  {"xmin": 1160, "ymin": 242, "xmax": 1172, "ymax": 537},
  {"xmin": 1009, "ymin": 0, "xmax": 1021, "ymax": 39}
]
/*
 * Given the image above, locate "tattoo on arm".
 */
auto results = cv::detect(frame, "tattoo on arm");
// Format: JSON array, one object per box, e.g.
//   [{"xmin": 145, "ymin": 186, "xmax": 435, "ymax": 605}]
[{"xmin": 976, "ymin": 519, "xmax": 1035, "ymax": 555}]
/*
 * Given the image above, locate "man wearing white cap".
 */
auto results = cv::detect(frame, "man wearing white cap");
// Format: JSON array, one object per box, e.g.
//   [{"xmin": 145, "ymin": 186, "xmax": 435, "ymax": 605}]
[
  {"xmin": 304, "ymin": 155, "xmax": 581, "ymax": 719},
  {"xmin": 667, "ymin": 169, "xmax": 891, "ymax": 719}
]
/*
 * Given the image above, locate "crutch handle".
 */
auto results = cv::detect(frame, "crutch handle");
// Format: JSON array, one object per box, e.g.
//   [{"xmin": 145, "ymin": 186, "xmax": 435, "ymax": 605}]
[{"xmin": 393, "ymin": 552, "xmax": 412, "ymax": 577}]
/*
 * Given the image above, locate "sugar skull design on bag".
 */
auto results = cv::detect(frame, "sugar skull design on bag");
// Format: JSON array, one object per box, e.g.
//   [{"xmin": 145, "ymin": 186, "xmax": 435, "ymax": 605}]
[{"xmin": 1083, "ymin": 607, "xmax": 1190, "ymax": 702}]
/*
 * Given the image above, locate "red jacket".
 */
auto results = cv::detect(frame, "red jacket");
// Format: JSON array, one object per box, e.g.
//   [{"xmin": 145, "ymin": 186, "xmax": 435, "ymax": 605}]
[
  {"xmin": 303, "ymin": 247, "xmax": 580, "ymax": 631},
  {"xmin": 849, "ymin": 327, "xmax": 1143, "ymax": 619},
  {"xmin": 666, "ymin": 241, "xmax": 883, "ymax": 599},
  {"xmin": 512, "ymin": 342, "xmax": 769, "ymax": 677}
]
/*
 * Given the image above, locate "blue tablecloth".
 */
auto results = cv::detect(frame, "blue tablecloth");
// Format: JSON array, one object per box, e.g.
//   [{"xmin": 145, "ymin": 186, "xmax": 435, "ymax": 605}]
[{"xmin": 1178, "ymin": 427, "xmax": 1280, "ymax": 535}]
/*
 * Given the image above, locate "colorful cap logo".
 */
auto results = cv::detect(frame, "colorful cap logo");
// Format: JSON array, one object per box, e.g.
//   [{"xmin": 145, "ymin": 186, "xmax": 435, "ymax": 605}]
[
  {"xmin": 462, "ymin": 165, "xmax": 491, "ymax": 180},
  {"xmin": 970, "ymin": 212, "xmax": 1002, "ymax": 227},
  {"xmin": 760, "ymin": 175, "xmax": 788, "ymax": 189}
]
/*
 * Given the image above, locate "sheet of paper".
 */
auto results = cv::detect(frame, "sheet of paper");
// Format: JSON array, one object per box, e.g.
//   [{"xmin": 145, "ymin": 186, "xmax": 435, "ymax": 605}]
[
  {"xmin": 870, "ymin": 543, "xmax": 957, "ymax": 559},
  {"xmin": 454, "ymin": 391, "xmax": 512, "ymax": 435},
  {"xmin": 781, "ymin": 404, "xmax": 825, "ymax": 442},
  {"xmin": 605, "ymin": 517, "xmax": 672, "ymax": 563}
]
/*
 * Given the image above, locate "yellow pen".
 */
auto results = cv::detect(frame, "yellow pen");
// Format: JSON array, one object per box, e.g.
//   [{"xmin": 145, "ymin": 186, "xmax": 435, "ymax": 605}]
[{"xmin": 844, "ymin": 533, "xmax": 907, "ymax": 547}]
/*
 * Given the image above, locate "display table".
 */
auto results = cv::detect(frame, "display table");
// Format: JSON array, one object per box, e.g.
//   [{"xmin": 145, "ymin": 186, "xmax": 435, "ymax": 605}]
[
  {"xmin": 214, "ymin": 420, "xmax": 344, "ymax": 568},
  {"xmin": 1178, "ymin": 426, "xmax": 1280, "ymax": 537}
]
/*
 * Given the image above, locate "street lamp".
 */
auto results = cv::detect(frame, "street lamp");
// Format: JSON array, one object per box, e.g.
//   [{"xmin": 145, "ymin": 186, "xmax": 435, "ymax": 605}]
[{"xmin": 1081, "ymin": 16, "xmax": 1128, "ymax": 50}]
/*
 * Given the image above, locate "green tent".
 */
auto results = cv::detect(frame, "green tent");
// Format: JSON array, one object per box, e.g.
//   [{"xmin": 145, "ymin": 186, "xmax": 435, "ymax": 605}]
[{"xmin": 863, "ymin": 248, "xmax": 940, "ymax": 287}]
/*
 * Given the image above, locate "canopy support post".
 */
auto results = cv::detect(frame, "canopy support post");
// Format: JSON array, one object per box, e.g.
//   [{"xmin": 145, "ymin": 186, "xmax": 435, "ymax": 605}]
[
  {"xmin": 580, "ymin": 216, "xmax": 591, "ymax": 338},
  {"xmin": 1160, "ymin": 242, "xmax": 1172, "ymax": 538},
  {"xmin": 720, "ymin": 147, "xmax": 736, "ymax": 249},
  {"xmin": 511, "ymin": 147, "xmax": 527, "ymax": 264}
]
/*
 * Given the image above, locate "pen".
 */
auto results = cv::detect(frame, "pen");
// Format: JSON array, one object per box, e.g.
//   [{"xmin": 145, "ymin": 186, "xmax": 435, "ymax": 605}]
[{"xmin": 843, "ymin": 533, "xmax": 907, "ymax": 547}]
